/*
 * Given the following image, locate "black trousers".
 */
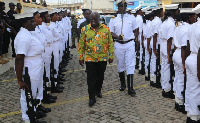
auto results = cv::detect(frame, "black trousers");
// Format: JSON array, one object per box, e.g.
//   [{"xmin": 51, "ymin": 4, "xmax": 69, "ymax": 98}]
[
  {"xmin": 86, "ymin": 61, "xmax": 107, "ymax": 98},
  {"xmin": 2, "ymin": 31, "xmax": 10, "ymax": 54}
]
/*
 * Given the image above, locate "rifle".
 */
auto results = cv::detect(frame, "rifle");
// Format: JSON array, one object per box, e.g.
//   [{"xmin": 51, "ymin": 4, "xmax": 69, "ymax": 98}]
[
  {"xmin": 24, "ymin": 67, "xmax": 40, "ymax": 123},
  {"xmin": 155, "ymin": 44, "xmax": 161, "ymax": 88},
  {"xmin": 135, "ymin": 43, "xmax": 140, "ymax": 69},
  {"xmin": 169, "ymin": 50, "xmax": 175, "ymax": 92},
  {"xmin": 50, "ymin": 53, "xmax": 63, "ymax": 93},
  {"xmin": 140, "ymin": 47, "xmax": 145, "ymax": 75},
  {"xmin": 42, "ymin": 67, "xmax": 52, "ymax": 104}
]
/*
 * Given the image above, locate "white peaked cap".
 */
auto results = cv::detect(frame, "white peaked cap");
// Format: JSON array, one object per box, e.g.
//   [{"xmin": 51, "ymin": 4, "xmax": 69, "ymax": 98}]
[
  {"xmin": 131, "ymin": 10, "xmax": 136, "ymax": 13},
  {"xmin": 135, "ymin": 5, "xmax": 142, "ymax": 11},
  {"xmin": 165, "ymin": 4, "xmax": 179, "ymax": 10},
  {"xmin": 38, "ymin": 8, "xmax": 48, "ymax": 13},
  {"xmin": 67, "ymin": 9, "xmax": 70, "ymax": 13},
  {"xmin": 24, "ymin": 8, "xmax": 38, "ymax": 13},
  {"xmin": 192, "ymin": 4, "xmax": 200, "ymax": 14},
  {"xmin": 13, "ymin": 13, "xmax": 33, "ymax": 20},
  {"xmin": 126, "ymin": 8, "xmax": 132, "ymax": 11},
  {"xmin": 115, "ymin": 0, "xmax": 129, "ymax": 6},
  {"xmin": 141, "ymin": 6, "xmax": 150, "ymax": 12},
  {"xmin": 145, "ymin": 11, "xmax": 151, "ymax": 15},
  {"xmin": 180, "ymin": 8, "xmax": 195, "ymax": 14}
]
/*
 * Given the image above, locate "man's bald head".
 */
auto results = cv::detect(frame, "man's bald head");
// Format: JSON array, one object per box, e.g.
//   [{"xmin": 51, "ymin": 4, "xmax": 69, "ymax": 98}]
[{"xmin": 90, "ymin": 12, "xmax": 100, "ymax": 28}]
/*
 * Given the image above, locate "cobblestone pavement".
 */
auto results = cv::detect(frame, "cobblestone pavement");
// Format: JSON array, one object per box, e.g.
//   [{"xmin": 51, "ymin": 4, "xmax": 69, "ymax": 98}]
[{"xmin": 0, "ymin": 47, "xmax": 186, "ymax": 123}]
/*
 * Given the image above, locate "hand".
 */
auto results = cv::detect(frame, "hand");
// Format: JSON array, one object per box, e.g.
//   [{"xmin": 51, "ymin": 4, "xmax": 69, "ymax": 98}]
[
  {"xmin": 108, "ymin": 58, "xmax": 113, "ymax": 64},
  {"xmin": 153, "ymin": 51, "xmax": 159, "ymax": 58},
  {"xmin": 168, "ymin": 56, "xmax": 172, "ymax": 64},
  {"xmin": 18, "ymin": 81, "xmax": 29, "ymax": 90},
  {"xmin": 147, "ymin": 49, "xmax": 151, "ymax": 55},
  {"xmin": 79, "ymin": 60, "xmax": 84, "ymax": 67},
  {"xmin": 118, "ymin": 34, "xmax": 123, "ymax": 40},
  {"xmin": 142, "ymin": 42, "xmax": 144, "ymax": 49}
]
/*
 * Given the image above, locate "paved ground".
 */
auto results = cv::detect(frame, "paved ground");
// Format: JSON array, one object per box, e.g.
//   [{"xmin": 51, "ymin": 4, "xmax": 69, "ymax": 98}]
[{"xmin": 0, "ymin": 47, "xmax": 187, "ymax": 123}]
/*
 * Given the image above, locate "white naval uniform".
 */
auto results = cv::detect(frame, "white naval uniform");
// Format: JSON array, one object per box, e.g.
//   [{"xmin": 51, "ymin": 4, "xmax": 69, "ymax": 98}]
[
  {"xmin": 109, "ymin": 13, "xmax": 138, "ymax": 75},
  {"xmin": 136, "ymin": 15, "xmax": 143, "ymax": 69},
  {"xmin": 39, "ymin": 22, "xmax": 54, "ymax": 82},
  {"xmin": 49, "ymin": 21, "xmax": 63, "ymax": 78},
  {"xmin": 14, "ymin": 27, "xmax": 44, "ymax": 121},
  {"xmin": 57, "ymin": 21, "xmax": 65, "ymax": 63},
  {"xmin": 185, "ymin": 20, "xmax": 200, "ymax": 120},
  {"xmin": 65, "ymin": 17, "xmax": 72, "ymax": 47},
  {"xmin": 172, "ymin": 22, "xmax": 190, "ymax": 105},
  {"xmin": 144, "ymin": 20, "xmax": 152, "ymax": 77},
  {"xmin": 150, "ymin": 16, "xmax": 162, "ymax": 83},
  {"xmin": 159, "ymin": 17, "xmax": 176, "ymax": 92}
]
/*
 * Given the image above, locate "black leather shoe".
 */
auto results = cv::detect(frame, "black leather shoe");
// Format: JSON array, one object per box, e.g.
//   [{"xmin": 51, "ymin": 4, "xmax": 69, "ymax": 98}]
[
  {"xmin": 57, "ymin": 84, "xmax": 64, "ymax": 89},
  {"xmin": 51, "ymin": 87, "xmax": 63, "ymax": 93},
  {"xmin": 89, "ymin": 97, "xmax": 96, "ymax": 107},
  {"xmin": 127, "ymin": 74, "xmax": 136, "ymax": 96},
  {"xmin": 145, "ymin": 76, "xmax": 150, "ymax": 81},
  {"xmin": 162, "ymin": 90, "xmax": 175, "ymax": 99},
  {"xmin": 49, "ymin": 94, "xmax": 57, "ymax": 100},
  {"xmin": 96, "ymin": 91, "xmax": 102, "ymax": 98},
  {"xmin": 119, "ymin": 72, "xmax": 126, "ymax": 91},
  {"xmin": 119, "ymin": 85, "xmax": 126, "ymax": 91},
  {"xmin": 36, "ymin": 120, "xmax": 47, "ymax": 123},
  {"xmin": 155, "ymin": 82, "xmax": 162, "ymax": 88},
  {"xmin": 150, "ymin": 81, "xmax": 156, "ymax": 87},
  {"xmin": 42, "ymin": 96, "xmax": 56, "ymax": 104},
  {"xmin": 37, "ymin": 105, "xmax": 51, "ymax": 113},
  {"xmin": 36, "ymin": 111, "xmax": 47, "ymax": 119}
]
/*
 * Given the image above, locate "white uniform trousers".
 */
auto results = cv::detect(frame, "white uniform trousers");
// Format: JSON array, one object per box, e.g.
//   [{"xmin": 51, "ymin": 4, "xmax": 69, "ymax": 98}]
[
  {"xmin": 144, "ymin": 39, "xmax": 149, "ymax": 76},
  {"xmin": 138, "ymin": 33, "xmax": 143, "ymax": 70},
  {"xmin": 59, "ymin": 40, "xmax": 64, "ymax": 63},
  {"xmin": 186, "ymin": 53, "xmax": 200, "ymax": 117},
  {"xmin": 172, "ymin": 49, "xmax": 184, "ymax": 105},
  {"xmin": 150, "ymin": 39, "xmax": 156, "ymax": 82},
  {"xmin": 161, "ymin": 52, "xmax": 171, "ymax": 91},
  {"xmin": 43, "ymin": 44, "xmax": 52, "ymax": 80},
  {"xmin": 114, "ymin": 41, "xmax": 135, "ymax": 75},
  {"xmin": 52, "ymin": 41, "xmax": 60, "ymax": 78},
  {"xmin": 20, "ymin": 56, "xmax": 43, "ymax": 121}
]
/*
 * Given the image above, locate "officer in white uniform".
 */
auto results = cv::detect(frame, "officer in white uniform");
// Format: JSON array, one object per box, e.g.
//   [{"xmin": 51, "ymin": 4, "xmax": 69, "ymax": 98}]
[
  {"xmin": 14, "ymin": 13, "xmax": 46, "ymax": 123},
  {"xmin": 159, "ymin": 4, "xmax": 179, "ymax": 99},
  {"xmin": 172, "ymin": 8, "xmax": 195, "ymax": 114},
  {"xmin": 150, "ymin": 6, "xmax": 163, "ymax": 87},
  {"xmin": 135, "ymin": 5, "xmax": 144, "ymax": 74},
  {"xmin": 146, "ymin": 11, "xmax": 153, "ymax": 81},
  {"xmin": 49, "ymin": 10, "xmax": 63, "ymax": 83},
  {"xmin": 185, "ymin": 6, "xmax": 200, "ymax": 122},
  {"xmin": 109, "ymin": 0, "xmax": 138, "ymax": 96}
]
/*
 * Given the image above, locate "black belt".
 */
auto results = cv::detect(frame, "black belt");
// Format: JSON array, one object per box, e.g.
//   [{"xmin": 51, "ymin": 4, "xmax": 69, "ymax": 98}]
[{"xmin": 115, "ymin": 39, "xmax": 134, "ymax": 44}]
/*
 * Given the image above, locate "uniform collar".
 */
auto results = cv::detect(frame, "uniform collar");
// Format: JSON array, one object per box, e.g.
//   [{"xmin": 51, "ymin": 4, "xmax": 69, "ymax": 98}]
[
  {"xmin": 168, "ymin": 16, "xmax": 175, "ymax": 23},
  {"xmin": 117, "ymin": 13, "xmax": 129, "ymax": 18}
]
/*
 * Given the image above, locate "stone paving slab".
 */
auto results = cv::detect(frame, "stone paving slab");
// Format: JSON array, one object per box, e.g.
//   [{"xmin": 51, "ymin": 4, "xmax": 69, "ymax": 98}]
[{"xmin": 0, "ymin": 47, "xmax": 186, "ymax": 123}]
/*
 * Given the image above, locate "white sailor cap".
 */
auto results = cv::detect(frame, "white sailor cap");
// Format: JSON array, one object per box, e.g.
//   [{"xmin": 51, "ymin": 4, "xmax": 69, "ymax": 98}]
[
  {"xmin": 145, "ymin": 11, "xmax": 151, "ymax": 15},
  {"xmin": 13, "ymin": 12, "xmax": 33, "ymax": 20},
  {"xmin": 126, "ymin": 8, "xmax": 132, "ymax": 11},
  {"xmin": 115, "ymin": 0, "xmax": 129, "ymax": 6},
  {"xmin": 141, "ymin": 6, "xmax": 150, "ymax": 12},
  {"xmin": 38, "ymin": 8, "xmax": 48, "ymax": 13},
  {"xmin": 180, "ymin": 8, "xmax": 195, "ymax": 14},
  {"xmin": 135, "ymin": 5, "xmax": 142, "ymax": 11},
  {"xmin": 165, "ymin": 4, "xmax": 179, "ymax": 10},
  {"xmin": 131, "ymin": 10, "xmax": 136, "ymax": 14},
  {"xmin": 192, "ymin": 4, "xmax": 200, "ymax": 14},
  {"xmin": 24, "ymin": 8, "xmax": 38, "ymax": 13},
  {"xmin": 67, "ymin": 9, "xmax": 70, "ymax": 13}
]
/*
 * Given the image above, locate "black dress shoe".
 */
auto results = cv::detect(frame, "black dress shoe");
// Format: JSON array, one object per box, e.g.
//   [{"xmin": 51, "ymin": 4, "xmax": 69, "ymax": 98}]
[
  {"xmin": 49, "ymin": 94, "xmax": 57, "ymax": 100},
  {"xmin": 36, "ymin": 120, "xmax": 47, "ymax": 123},
  {"xmin": 119, "ymin": 85, "xmax": 126, "ymax": 91},
  {"xmin": 51, "ymin": 87, "xmax": 63, "ymax": 93},
  {"xmin": 96, "ymin": 91, "xmax": 102, "ymax": 98},
  {"xmin": 89, "ymin": 97, "xmax": 96, "ymax": 106},
  {"xmin": 57, "ymin": 84, "xmax": 64, "ymax": 89},
  {"xmin": 155, "ymin": 83, "xmax": 162, "ymax": 88},
  {"xmin": 162, "ymin": 90, "xmax": 175, "ymax": 99},
  {"xmin": 36, "ymin": 111, "xmax": 47, "ymax": 119},
  {"xmin": 37, "ymin": 105, "xmax": 51, "ymax": 113},
  {"xmin": 145, "ymin": 76, "xmax": 150, "ymax": 81},
  {"xmin": 42, "ymin": 96, "xmax": 56, "ymax": 104},
  {"xmin": 150, "ymin": 81, "xmax": 156, "ymax": 87}
]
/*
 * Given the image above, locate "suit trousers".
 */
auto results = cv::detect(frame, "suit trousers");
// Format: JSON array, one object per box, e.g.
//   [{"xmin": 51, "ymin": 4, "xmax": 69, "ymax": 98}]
[{"xmin": 86, "ymin": 61, "xmax": 107, "ymax": 98}]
